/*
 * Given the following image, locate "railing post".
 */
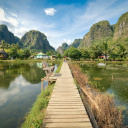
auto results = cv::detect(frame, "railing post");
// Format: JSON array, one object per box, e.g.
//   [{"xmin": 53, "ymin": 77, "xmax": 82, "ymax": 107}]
[{"xmin": 41, "ymin": 78, "xmax": 43, "ymax": 92}]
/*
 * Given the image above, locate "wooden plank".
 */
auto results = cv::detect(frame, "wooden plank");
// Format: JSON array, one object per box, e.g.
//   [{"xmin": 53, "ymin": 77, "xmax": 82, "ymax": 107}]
[
  {"xmin": 46, "ymin": 111, "xmax": 87, "ymax": 115},
  {"xmin": 44, "ymin": 123, "xmax": 92, "ymax": 128},
  {"xmin": 44, "ymin": 118, "xmax": 90, "ymax": 123},
  {"xmin": 45, "ymin": 114, "xmax": 88, "ymax": 119},
  {"xmin": 46, "ymin": 108, "xmax": 85, "ymax": 111},
  {"xmin": 47, "ymin": 105, "xmax": 84, "ymax": 109},
  {"xmin": 48, "ymin": 102, "xmax": 83, "ymax": 105},
  {"xmin": 43, "ymin": 62, "xmax": 92, "ymax": 128}
]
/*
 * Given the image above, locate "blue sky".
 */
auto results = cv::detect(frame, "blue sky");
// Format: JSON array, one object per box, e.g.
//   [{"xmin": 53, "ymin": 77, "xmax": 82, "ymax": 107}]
[{"xmin": 0, "ymin": 0, "xmax": 128, "ymax": 49}]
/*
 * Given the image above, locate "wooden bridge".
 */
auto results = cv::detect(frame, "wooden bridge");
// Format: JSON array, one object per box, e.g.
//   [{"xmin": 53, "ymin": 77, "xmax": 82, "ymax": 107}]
[{"xmin": 43, "ymin": 62, "xmax": 92, "ymax": 128}]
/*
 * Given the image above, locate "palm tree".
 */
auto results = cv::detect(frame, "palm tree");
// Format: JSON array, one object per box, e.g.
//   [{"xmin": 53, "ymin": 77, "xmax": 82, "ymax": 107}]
[
  {"xmin": 102, "ymin": 41, "xmax": 108, "ymax": 61},
  {"xmin": 2, "ymin": 40, "xmax": 5, "ymax": 51},
  {"xmin": 119, "ymin": 44, "xmax": 126, "ymax": 60}
]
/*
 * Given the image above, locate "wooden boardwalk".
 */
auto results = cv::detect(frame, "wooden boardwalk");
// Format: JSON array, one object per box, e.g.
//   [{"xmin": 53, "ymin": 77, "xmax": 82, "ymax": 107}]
[{"xmin": 43, "ymin": 62, "xmax": 92, "ymax": 128}]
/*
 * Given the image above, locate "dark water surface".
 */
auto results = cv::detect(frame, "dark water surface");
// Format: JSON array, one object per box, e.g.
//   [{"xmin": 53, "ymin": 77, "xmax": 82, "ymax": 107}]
[
  {"xmin": 79, "ymin": 62, "xmax": 128, "ymax": 126},
  {"xmin": 0, "ymin": 62, "xmax": 58, "ymax": 128}
]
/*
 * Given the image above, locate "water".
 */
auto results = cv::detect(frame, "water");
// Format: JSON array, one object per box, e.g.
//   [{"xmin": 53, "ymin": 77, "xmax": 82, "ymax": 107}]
[
  {"xmin": 79, "ymin": 62, "xmax": 128, "ymax": 126},
  {"xmin": 0, "ymin": 62, "xmax": 58, "ymax": 128}
]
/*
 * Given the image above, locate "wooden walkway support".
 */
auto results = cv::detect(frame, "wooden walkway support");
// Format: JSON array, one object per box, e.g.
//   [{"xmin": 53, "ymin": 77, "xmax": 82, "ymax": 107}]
[{"xmin": 43, "ymin": 62, "xmax": 92, "ymax": 128}]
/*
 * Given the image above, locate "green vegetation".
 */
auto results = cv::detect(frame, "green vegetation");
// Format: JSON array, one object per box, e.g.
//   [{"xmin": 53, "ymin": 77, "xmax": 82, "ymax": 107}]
[
  {"xmin": 55, "ymin": 61, "xmax": 63, "ymax": 73},
  {"xmin": 2, "ymin": 44, "xmax": 31, "ymax": 59},
  {"xmin": 64, "ymin": 47, "xmax": 81, "ymax": 60},
  {"xmin": 62, "ymin": 40, "xmax": 128, "ymax": 61},
  {"xmin": 21, "ymin": 61, "xmax": 62, "ymax": 128}
]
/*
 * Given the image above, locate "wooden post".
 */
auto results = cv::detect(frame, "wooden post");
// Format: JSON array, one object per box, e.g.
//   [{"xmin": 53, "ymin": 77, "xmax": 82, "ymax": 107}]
[
  {"xmin": 112, "ymin": 75, "xmax": 113, "ymax": 81},
  {"xmin": 41, "ymin": 79, "xmax": 43, "ymax": 92}
]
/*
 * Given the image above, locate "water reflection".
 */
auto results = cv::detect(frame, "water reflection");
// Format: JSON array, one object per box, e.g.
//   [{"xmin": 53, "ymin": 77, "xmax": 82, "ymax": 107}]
[
  {"xmin": 80, "ymin": 62, "xmax": 128, "ymax": 126},
  {"xmin": 0, "ymin": 62, "xmax": 57, "ymax": 128}
]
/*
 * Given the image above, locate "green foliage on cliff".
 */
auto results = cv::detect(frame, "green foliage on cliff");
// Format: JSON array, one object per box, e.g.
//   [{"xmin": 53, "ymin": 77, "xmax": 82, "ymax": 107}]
[
  {"xmin": 56, "ymin": 39, "xmax": 82, "ymax": 54},
  {"xmin": 62, "ymin": 42, "xmax": 68, "ymax": 50},
  {"xmin": 113, "ymin": 12, "xmax": 128, "ymax": 46},
  {"xmin": 68, "ymin": 39, "xmax": 82, "ymax": 49},
  {"xmin": 19, "ymin": 30, "xmax": 55, "ymax": 53}
]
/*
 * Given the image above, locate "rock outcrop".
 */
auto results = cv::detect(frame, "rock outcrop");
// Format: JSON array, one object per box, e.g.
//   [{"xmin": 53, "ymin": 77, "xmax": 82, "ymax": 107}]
[
  {"xmin": 19, "ymin": 30, "xmax": 55, "ymax": 52},
  {"xmin": 0, "ymin": 24, "xmax": 16, "ymax": 44}
]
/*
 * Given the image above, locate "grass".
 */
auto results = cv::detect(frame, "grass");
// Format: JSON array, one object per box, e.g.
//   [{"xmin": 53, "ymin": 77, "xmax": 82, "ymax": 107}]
[
  {"xmin": 20, "ymin": 61, "xmax": 63, "ymax": 128},
  {"xmin": 21, "ymin": 85, "xmax": 54, "ymax": 128}
]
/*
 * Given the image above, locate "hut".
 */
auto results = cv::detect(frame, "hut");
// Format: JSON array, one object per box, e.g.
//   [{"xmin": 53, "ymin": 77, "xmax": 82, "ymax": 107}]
[
  {"xmin": 51, "ymin": 55, "xmax": 57, "ymax": 60},
  {"xmin": 0, "ymin": 49, "xmax": 8, "ymax": 58},
  {"xmin": 37, "ymin": 52, "xmax": 49, "ymax": 59}
]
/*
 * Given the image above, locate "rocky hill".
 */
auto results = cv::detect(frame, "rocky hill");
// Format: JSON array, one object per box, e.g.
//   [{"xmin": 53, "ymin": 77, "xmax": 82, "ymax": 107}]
[
  {"xmin": 113, "ymin": 12, "xmax": 128, "ymax": 44},
  {"xmin": 79, "ymin": 21, "xmax": 114, "ymax": 48},
  {"xmin": 62, "ymin": 43, "xmax": 68, "ymax": 51},
  {"xmin": 79, "ymin": 12, "xmax": 128, "ymax": 48},
  {"xmin": 56, "ymin": 39, "xmax": 82, "ymax": 54},
  {"xmin": 56, "ymin": 46, "xmax": 63, "ymax": 54},
  {"xmin": 68, "ymin": 39, "xmax": 82, "ymax": 48},
  {"xmin": 0, "ymin": 24, "xmax": 16, "ymax": 44},
  {"xmin": 19, "ymin": 30, "xmax": 55, "ymax": 52},
  {"xmin": 56, "ymin": 42, "xmax": 68, "ymax": 54},
  {"xmin": 15, "ymin": 36, "xmax": 20, "ymax": 43}
]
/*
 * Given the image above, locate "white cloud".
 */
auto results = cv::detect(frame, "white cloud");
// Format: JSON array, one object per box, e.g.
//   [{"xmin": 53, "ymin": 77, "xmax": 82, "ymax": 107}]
[
  {"xmin": 64, "ymin": 38, "xmax": 71, "ymax": 44},
  {"xmin": 14, "ymin": 27, "xmax": 29, "ymax": 37},
  {"xmin": 10, "ymin": 13, "xmax": 18, "ymax": 17},
  {"xmin": 0, "ymin": 8, "xmax": 18, "ymax": 27},
  {"xmin": 44, "ymin": 8, "xmax": 56, "ymax": 16}
]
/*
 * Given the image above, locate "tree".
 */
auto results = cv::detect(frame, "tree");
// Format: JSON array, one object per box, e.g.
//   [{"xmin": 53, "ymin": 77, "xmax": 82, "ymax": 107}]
[
  {"xmin": 1, "ymin": 40, "xmax": 5, "ymax": 50},
  {"xmin": 15, "ymin": 43, "xmax": 21, "ymax": 50},
  {"xmin": 80, "ymin": 48, "xmax": 90, "ymax": 59},
  {"xmin": 17, "ymin": 49, "xmax": 24, "ymax": 59},
  {"xmin": 10, "ymin": 48, "xmax": 18, "ymax": 59},
  {"xmin": 46, "ymin": 50, "xmax": 56, "ymax": 55},
  {"xmin": 64, "ymin": 47, "xmax": 81, "ymax": 60},
  {"xmin": 102, "ymin": 41, "xmax": 108, "ymax": 60},
  {"xmin": 56, "ymin": 52, "xmax": 62, "ymax": 59},
  {"xmin": 89, "ymin": 43, "xmax": 102, "ymax": 60},
  {"xmin": 109, "ymin": 53, "xmax": 119, "ymax": 61},
  {"xmin": 23, "ymin": 49, "xmax": 31, "ymax": 59},
  {"xmin": 118, "ymin": 44, "xmax": 127, "ymax": 60},
  {"xmin": 11, "ymin": 43, "xmax": 15, "ymax": 48}
]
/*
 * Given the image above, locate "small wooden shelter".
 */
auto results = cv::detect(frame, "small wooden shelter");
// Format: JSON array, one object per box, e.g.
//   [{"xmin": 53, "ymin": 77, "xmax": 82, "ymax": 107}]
[{"xmin": 0, "ymin": 49, "xmax": 8, "ymax": 58}]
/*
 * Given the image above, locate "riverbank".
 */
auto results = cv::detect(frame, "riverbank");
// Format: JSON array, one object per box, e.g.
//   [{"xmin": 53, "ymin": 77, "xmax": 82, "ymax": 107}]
[
  {"xmin": 69, "ymin": 62, "xmax": 124, "ymax": 128},
  {"xmin": 20, "ymin": 61, "xmax": 62, "ymax": 128},
  {"xmin": 0, "ymin": 59, "xmax": 62, "ymax": 63}
]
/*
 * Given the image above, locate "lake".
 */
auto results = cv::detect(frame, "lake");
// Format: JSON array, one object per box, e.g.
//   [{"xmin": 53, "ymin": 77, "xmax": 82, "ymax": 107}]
[
  {"xmin": 0, "ymin": 61, "xmax": 58, "ymax": 128},
  {"xmin": 79, "ymin": 62, "xmax": 128, "ymax": 126}
]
